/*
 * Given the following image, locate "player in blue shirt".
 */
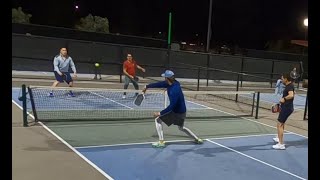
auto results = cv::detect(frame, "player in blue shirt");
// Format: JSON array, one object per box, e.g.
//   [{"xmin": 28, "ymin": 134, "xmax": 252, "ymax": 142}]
[{"xmin": 142, "ymin": 70, "xmax": 203, "ymax": 148}]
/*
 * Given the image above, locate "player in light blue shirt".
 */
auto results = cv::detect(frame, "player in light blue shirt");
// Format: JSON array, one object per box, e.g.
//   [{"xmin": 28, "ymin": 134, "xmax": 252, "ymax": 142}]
[
  {"xmin": 49, "ymin": 48, "xmax": 77, "ymax": 97},
  {"xmin": 275, "ymin": 75, "xmax": 285, "ymax": 96}
]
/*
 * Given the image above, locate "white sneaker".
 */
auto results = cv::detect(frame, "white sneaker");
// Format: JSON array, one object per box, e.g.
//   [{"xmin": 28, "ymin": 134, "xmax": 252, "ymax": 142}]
[
  {"xmin": 273, "ymin": 137, "xmax": 279, "ymax": 143},
  {"xmin": 272, "ymin": 143, "xmax": 285, "ymax": 150},
  {"xmin": 122, "ymin": 95, "xmax": 126, "ymax": 99}
]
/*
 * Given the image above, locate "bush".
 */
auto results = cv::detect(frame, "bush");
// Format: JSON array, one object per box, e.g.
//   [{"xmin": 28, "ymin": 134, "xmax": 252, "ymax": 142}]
[
  {"xmin": 75, "ymin": 14, "xmax": 109, "ymax": 33},
  {"xmin": 12, "ymin": 7, "xmax": 32, "ymax": 24}
]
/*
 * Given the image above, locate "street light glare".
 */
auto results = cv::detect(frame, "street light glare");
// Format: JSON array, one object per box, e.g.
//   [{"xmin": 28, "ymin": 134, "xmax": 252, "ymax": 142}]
[
  {"xmin": 75, "ymin": 5, "xmax": 79, "ymax": 9},
  {"xmin": 303, "ymin": 18, "xmax": 308, "ymax": 27}
]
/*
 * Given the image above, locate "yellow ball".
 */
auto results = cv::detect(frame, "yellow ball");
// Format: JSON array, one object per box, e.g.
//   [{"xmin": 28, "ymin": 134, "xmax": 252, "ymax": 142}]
[{"xmin": 95, "ymin": 63, "xmax": 100, "ymax": 67}]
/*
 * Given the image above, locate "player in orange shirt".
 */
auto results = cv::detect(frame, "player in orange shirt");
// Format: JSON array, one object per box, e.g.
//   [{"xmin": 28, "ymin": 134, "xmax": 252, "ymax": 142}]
[{"xmin": 122, "ymin": 53, "xmax": 146, "ymax": 98}]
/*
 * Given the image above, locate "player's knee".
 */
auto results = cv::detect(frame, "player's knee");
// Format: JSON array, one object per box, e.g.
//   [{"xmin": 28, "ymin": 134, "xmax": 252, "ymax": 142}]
[{"xmin": 155, "ymin": 117, "xmax": 162, "ymax": 124}]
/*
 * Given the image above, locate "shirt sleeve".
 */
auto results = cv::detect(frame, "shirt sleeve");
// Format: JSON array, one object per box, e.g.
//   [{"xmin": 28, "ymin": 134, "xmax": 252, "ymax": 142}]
[
  {"xmin": 275, "ymin": 79, "xmax": 280, "ymax": 87},
  {"xmin": 123, "ymin": 61, "xmax": 129, "ymax": 72},
  {"xmin": 53, "ymin": 57, "xmax": 61, "ymax": 74},
  {"xmin": 69, "ymin": 58, "xmax": 76, "ymax": 73},
  {"xmin": 287, "ymin": 84, "xmax": 295, "ymax": 92},
  {"xmin": 146, "ymin": 81, "xmax": 169, "ymax": 88}
]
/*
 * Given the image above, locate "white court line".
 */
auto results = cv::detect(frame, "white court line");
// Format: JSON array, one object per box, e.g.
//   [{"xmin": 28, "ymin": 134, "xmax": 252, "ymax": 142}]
[
  {"xmin": 206, "ymin": 139, "xmax": 306, "ymax": 180},
  {"xmin": 40, "ymin": 122, "xmax": 154, "ymax": 128},
  {"xmin": 75, "ymin": 139, "xmax": 194, "ymax": 149},
  {"xmin": 89, "ymin": 91, "xmax": 133, "ymax": 109},
  {"xmin": 74, "ymin": 133, "xmax": 292, "ymax": 149},
  {"xmin": 186, "ymin": 100, "xmax": 212, "ymax": 109},
  {"xmin": 12, "ymin": 100, "xmax": 115, "ymax": 180},
  {"xmin": 208, "ymin": 132, "xmax": 293, "ymax": 140}
]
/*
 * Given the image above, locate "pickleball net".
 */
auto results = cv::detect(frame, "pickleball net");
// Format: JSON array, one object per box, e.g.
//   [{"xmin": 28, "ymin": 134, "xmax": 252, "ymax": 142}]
[{"xmin": 24, "ymin": 86, "xmax": 258, "ymax": 123}]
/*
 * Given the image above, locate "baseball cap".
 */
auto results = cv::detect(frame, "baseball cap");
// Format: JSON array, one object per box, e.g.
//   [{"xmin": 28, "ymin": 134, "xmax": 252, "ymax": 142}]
[{"xmin": 161, "ymin": 70, "xmax": 174, "ymax": 78}]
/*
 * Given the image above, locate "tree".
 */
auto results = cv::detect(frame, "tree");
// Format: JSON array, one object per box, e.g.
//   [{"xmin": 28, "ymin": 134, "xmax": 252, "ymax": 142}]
[
  {"xmin": 75, "ymin": 14, "xmax": 110, "ymax": 34},
  {"xmin": 12, "ymin": 7, "xmax": 32, "ymax": 24}
]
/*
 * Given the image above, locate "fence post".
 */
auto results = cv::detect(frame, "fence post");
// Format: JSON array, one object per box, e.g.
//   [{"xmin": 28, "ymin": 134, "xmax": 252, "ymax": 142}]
[
  {"xmin": 303, "ymin": 89, "xmax": 308, "ymax": 120},
  {"xmin": 206, "ymin": 54, "xmax": 210, "ymax": 86},
  {"xmin": 251, "ymin": 92, "xmax": 256, "ymax": 116},
  {"xmin": 119, "ymin": 64, "xmax": 122, "ymax": 83},
  {"xmin": 255, "ymin": 92, "xmax": 260, "ymax": 119},
  {"xmin": 240, "ymin": 56, "xmax": 244, "ymax": 87},
  {"xmin": 270, "ymin": 61, "xmax": 275, "ymax": 88},
  {"xmin": 197, "ymin": 68, "xmax": 200, "ymax": 91},
  {"xmin": 298, "ymin": 61, "xmax": 304, "ymax": 89},
  {"xmin": 236, "ymin": 73, "xmax": 240, "ymax": 102}
]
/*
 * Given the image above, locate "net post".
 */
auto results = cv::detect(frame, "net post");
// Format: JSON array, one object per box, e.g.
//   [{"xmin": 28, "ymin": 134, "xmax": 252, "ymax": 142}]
[
  {"xmin": 197, "ymin": 68, "xmax": 200, "ymax": 91},
  {"xmin": 255, "ymin": 91, "xmax": 260, "ymax": 119},
  {"xmin": 28, "ymin": 86, "xmax": 38, "ymax": 122},
  {"xmin": 21, "ymin": 84, "xmax": 28, "ymax": 127},
  {"xmin": 303, "ymin": 89, "xmax": 308, "ymax": 120}
]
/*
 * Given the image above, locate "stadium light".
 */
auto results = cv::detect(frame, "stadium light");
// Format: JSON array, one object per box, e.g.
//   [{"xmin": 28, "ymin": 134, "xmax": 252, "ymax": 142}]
[{"xmin": 303, "ymin": 18, "xmax": 308, "ymax": 27}]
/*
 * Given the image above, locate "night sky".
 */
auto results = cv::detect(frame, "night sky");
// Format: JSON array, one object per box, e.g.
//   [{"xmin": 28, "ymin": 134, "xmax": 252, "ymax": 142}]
[{"xmin": 12, "ymin": 0, "xmax": 308, "ymax": 49}]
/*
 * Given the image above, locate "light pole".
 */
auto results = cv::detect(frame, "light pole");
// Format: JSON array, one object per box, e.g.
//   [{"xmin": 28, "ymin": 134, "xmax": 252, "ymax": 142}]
[
  {"xmin": 303, "ymin": 18, "xmax": 308, "ymax": 40},
  {"xmin": 206, "ymin": 0, "xmax": 213, "ymax": 86},
  {"xmin": 302, "ymin": 18, "xmax": 308, "ymax": 55}
]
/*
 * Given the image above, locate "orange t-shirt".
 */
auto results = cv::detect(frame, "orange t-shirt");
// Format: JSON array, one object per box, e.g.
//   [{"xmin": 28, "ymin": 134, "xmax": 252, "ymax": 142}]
[{"xmin": 123, "ymin": 60, "xmax": 137, "ymax": 76}]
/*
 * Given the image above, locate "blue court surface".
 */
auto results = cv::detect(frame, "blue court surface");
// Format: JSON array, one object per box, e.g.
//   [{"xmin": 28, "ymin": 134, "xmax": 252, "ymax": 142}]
[
  {"xmin": 76, "ymin": 134, "xmax": 307, "ymax": 180},
  {"xmin": 12, "ymin": 87, "xmax": 308, "ymax": 180}
]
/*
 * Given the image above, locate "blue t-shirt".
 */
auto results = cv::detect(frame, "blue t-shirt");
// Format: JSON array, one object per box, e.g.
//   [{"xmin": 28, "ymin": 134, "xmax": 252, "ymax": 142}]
[{"xmin": 146, "ymin": 80, "xmax": 186, "ymax": 115}]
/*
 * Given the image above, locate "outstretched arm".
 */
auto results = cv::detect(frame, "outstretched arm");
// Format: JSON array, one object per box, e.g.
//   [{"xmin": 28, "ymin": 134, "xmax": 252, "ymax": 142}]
[
  {"xmin": 142, "ymin": 81, "xmax": 169, "ymax": 93},
  {"xmin": 137, "ymin": 65, "xmax": 146, "ymax": 72}
]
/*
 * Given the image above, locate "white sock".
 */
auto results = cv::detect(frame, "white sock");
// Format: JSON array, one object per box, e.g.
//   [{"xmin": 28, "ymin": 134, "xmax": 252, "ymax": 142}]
[
  {"xmin": 178, "ymin": 126, "xmax": 199, "ymax": 140},
  {"xmin": 155, "ymin": 117, "xmax": 164, "ymax": 141}
]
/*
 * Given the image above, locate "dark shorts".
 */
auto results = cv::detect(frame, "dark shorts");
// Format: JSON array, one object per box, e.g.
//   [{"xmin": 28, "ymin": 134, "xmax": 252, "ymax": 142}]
[
  {"xmin": 124, "ymin": 75, "xmax": 139, "ymax": 84},
  {"xmin": 277, "ymin": 106, "xmax": 294, "ymax": 123},
  {"xmin": 159, "ymin": 111, "xmax": 186, "ymax": 127},
  {"xmin": 54, "ymin": 71, "xmax": 73, "ymax": 84}
]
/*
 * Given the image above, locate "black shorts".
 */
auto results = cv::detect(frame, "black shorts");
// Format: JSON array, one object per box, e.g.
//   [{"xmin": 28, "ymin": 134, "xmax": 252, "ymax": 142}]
[
  {"xmin": 159, "ymin": 112, "xmax": 186, "ymax": 127},
  {"xmin": 277, "ymin": 106, "xmax": 294, "ymax": 123},
  {"xmin": 54, "ymin": 71, "xmax": 73, "ymax": 84}
]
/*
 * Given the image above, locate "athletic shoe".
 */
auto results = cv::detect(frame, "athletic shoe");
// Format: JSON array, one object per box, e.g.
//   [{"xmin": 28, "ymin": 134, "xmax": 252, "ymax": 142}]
[
  {"xmin": 195, "ymin": 138, "xmax": 204, "ymax": 144},
  {"xmin": 273, "ymin": 137, "xmax": 279, "ymax": 143},
  {"xmin": 272, "ymin": 143, "xmax": 285, "ymax": 150},
  {"xmin": 152, "ymin": 141, "xmax": 166, "ymax": 148}
]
